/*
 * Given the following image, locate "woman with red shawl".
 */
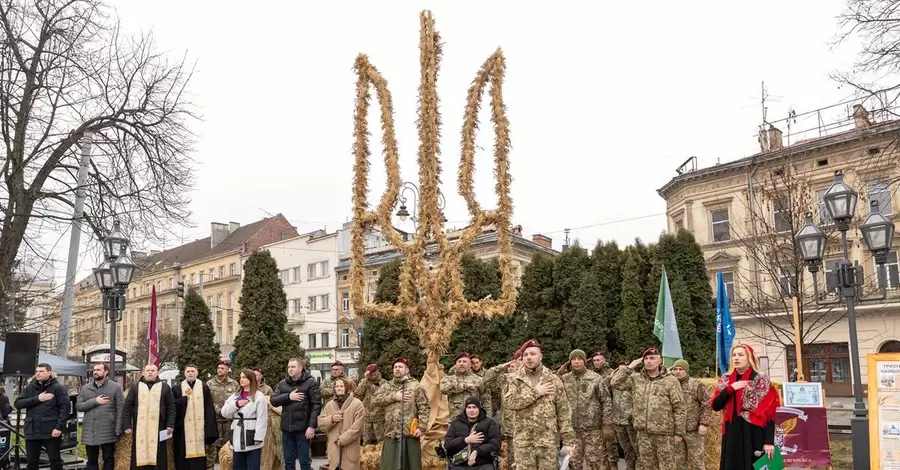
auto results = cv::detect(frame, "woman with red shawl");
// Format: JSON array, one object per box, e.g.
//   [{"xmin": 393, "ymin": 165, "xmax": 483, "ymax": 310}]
[{"xmin": 711, "ymin": 344, "xmax": 780, "ymax": 469}]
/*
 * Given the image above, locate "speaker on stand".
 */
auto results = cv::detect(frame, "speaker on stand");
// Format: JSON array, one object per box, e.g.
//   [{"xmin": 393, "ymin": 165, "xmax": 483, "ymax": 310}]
[{"xmin": 1, "ymin": 332, "xmax": 41, "ymax": 470}]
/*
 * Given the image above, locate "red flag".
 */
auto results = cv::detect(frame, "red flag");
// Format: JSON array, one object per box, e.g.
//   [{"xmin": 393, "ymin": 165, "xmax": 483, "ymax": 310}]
[{"xmin": 148, "ymin": 285, "xmax": 160, "ymax": 368}]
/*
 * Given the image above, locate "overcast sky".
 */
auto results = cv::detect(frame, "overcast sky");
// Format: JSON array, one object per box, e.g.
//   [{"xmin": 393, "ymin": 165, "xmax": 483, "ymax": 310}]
[{"xmin": 47, "ymin": 0, "xmax": 865, "ymax": 283}]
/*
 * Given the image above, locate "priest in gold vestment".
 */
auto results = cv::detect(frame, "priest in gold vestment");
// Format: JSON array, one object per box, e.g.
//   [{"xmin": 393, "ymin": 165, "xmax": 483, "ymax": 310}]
[
  {"xmin": 122, "ymin": 364, "xmax": 177, "ymax": 470},
  {"xmin": 173, "ymin": 365, "xmax": 219, "ymax": 470}
]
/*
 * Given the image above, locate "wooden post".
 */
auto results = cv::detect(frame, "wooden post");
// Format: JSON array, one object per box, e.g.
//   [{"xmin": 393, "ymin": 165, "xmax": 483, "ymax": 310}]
[{"xmin": 792, "ymin": 295, "xmax": 806, "ymax": 382}]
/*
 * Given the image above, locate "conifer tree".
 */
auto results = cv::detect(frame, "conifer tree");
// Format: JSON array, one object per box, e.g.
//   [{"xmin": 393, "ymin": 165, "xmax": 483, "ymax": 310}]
[
  {"xmin": 176, "ymin": 288, "xmax": 219, "ymax": 380},
  {"xmin": 446, "ymin": 255, "xmax": 511, "ymax": 368},
  {"xmin": 233, "ymin": 250, "xmax": 302, "ymax": 381},
  {"xmin": 618, "ymin": 245, "xmax": 658, "ymax": 360},
  {"xmin": 591, "ymin": 240, "xmax": 625, "ymax": 360}
]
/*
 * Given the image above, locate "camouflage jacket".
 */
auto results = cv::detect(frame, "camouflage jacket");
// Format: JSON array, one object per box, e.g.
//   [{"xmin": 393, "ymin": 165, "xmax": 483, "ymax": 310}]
[
  {"xmin": 371, "ymin": 376, "xmax": 431, "ymax": 439},
  {"xmin": 560, "ymin": 369, "xmax": 612, "ymax": 431},
  {"xmin": 610, "ymin": 387, "xmax": 633, "ymax": 426},
  {"xmin": 595, "ymin": 364, "xmax": 614, "ymax": 381},
  {"xmin": 483, "ymin": 364, "xmax": 514, "ymax": 437},
  {"xmin": 440, "ymin": 370, "xmax": 492, "ymax": 416},
  {"xmin": 259, "ymin": 382, "xmax": 273, "ymax": 397},
  {"xmin": 207, "ymin": 376, "xmax": 240, "ymax": 419},
  {"xmin": 611, "ymin": 365, "xmax": 685, "ymax": 436},
  {"xmin": 678, "ymin": 376, "xmax": 712, "ymax": 432},
  {"xmin": 505, "ymin": 365, "xmax": 576, "ymax": 448},
  {"xmin": 321, "ymin": 375, "xmax": 357, "ymax": 405},
  {"xmin": 354, "ymin": 374, "xmax": 386, "ymax": 421}
]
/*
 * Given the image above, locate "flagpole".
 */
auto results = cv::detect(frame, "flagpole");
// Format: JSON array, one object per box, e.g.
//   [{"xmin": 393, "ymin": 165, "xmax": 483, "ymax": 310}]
[{"xmin": 791, "ymin": 295, "xmax": 805, "ymax": 382}]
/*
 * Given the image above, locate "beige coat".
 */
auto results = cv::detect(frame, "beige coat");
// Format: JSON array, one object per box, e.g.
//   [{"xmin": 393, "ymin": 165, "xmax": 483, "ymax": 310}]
[{"xmin": 319, "ymin": 396, "xmax": 366, "ymax": 470}]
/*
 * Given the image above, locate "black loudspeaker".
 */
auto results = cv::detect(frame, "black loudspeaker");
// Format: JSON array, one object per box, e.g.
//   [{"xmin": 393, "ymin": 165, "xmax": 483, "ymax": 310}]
[{"xmin": 3, "ymin": 332, "xmax": 40, "ymax": 376}]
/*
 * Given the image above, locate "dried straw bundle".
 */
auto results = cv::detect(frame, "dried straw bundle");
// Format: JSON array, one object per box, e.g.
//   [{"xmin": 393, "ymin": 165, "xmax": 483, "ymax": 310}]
[
  {"xmin": 110, "ymin": 433, "xmax": 175, "ymax": 470},
  {"xmin": 219, "ymin": 442, "xmax": 233, "ymax": 470},
  {"xmin": 701, "ymin": 379, "xmax": 722, "ymax": 469},
  {"xmin": 348, "ymin": 10, "xmax": 516, "ymax": 362},
  {"xmin": 360, "ymin": 442, "xmax": 383, "ymax": 470}
]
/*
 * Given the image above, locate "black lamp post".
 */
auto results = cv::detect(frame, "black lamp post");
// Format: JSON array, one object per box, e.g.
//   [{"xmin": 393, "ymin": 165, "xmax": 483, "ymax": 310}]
[
  {"xmin": 795, "ymin": 170, "xmax": 895, "ymax": 470},
  {"xmin": 395, "ymin": 181, "xmax": 448, "ymax": 230},
  {"xmin": 92, "ymin": 221, "xmax": 135, "ymax": 380}
]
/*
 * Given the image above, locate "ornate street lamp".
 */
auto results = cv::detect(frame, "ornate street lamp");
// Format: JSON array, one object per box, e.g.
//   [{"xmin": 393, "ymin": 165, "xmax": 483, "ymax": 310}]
[
  {"xmin": 93, "ymin": 259, "xmax": 114, "ymax": 291},
  {"xmin": 394, "ymin": 181, "xmax": 447, "ymax": 230},
  {"xmin": 110, "ymin": 250, "xmax": 136, "ymax": 286},
  {"xmin": 103, "ymin": 220, "xmax": 128, "ymax": 260},
  {"xmin": 796, "ymin": 173, "xmax": 896, "ymax": 470},
  {"xmin": 96, "ymin": 221, "xmax": 134, "ymax": 382}
]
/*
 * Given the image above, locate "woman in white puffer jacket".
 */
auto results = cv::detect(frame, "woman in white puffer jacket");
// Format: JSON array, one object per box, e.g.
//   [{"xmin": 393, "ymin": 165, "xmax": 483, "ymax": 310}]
[{"xmin": 223, "ymin": 369, "xmax": 268, "ymax": 470}]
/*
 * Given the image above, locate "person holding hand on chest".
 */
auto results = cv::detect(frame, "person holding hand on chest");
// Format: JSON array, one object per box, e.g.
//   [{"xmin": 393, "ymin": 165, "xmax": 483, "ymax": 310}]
[
  {"xmin": 15, "ymin": 363, "xmax": 70, "ymax": 470},
  {"xmin": 319, "ymin": 377, "xmax": 365, "ymax": 470},
  {"xmin": 222, "ymin": 369, "xmax": 268, "ymax": 470},
  {"xmin": 77, "ymin": 363, "xmax": 124, "ymax": 470}
]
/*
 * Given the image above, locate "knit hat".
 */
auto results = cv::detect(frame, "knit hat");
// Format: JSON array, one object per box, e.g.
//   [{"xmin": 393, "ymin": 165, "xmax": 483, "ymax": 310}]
[
  {"xmin": 569, "ymin": 349, "xmax": 587, "ymax": 361},
  {"xmin": 672, "ymin": 359, "xmax": 689, "ymax": 372}
]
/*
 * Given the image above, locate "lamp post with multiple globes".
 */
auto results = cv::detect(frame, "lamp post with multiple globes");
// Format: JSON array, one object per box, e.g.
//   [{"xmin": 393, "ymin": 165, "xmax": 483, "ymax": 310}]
[{"xmin": 91, "ymin": 221, "xmax": 136, "ymax": 379}]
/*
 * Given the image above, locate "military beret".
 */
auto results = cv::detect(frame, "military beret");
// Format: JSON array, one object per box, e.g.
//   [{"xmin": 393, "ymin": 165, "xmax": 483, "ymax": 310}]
[
  {"xmin": 393, "ymin": 357, "xmax": 410, "ymax": 367},
  {"xmin": 642, "ymin": 347, "xmax": 661, "ymax": 358},
  {"xmin": 454, "ymin": 352, "xmax": 470, "ymax": 362}
]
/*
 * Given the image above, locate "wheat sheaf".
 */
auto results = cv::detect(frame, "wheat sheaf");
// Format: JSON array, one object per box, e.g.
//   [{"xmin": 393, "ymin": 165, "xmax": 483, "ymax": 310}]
[{"xmin": 349, "ymin": 10, "xmax": 517, "ymax": 362}]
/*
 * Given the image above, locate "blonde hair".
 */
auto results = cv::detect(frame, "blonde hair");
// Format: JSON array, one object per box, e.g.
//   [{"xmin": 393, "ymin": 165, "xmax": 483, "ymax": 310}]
[{"xmin": 726, "ymin": 344, "xmax": 761, "ymax": 375}]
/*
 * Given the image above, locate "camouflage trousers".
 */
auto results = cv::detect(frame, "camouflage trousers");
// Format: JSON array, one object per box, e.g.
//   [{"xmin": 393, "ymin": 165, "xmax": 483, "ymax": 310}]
[
  {"xmin": 636, "ymin": 432, "xmax": 677, "ymax": 470},
  {"xmin": 572, "ymin": 429, "xmax": 606, "ymax": 470},
  {"xmin": 363, "ymin": 419, "xmax": 382, "ymax": 444},
  {"xmin": 208, "ymin": 419, "xmax": 232, "ymax": 467},
  {"xmin": 500, "ymin": 436, "xmax": 514, "ymax": 470},
  {"xmin": 614, "ymin": 424, "xmax": 638, "ymax": 470},
  {"xmin": 674, "ymin": 431, "xmax": 706, "ymax": 470},
  {"xmin": 514, "ymin": 445, "xmax": 555, "ymax": 470}
]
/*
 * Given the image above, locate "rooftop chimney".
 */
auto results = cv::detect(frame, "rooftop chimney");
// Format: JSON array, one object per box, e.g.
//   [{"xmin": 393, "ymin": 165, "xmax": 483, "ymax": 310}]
[
  {"xmin": 229, "ymin": 221, "xmax": 241, "ymax": 233},
  {"xmin": 532, "ymin": 234, "xmax": 552, "ymax": 249},
  {"xmin": 853, "ymin": 104, "xmax": 872, "ymax": 129},
  {"xmin": 211, "ymin": 222, "xmax": 229, "ymax": 248},
  {"xmin": 511, "ymin": 225, "xmax": 523, "ymax": 236},
  {"xmin": 759, "ymin": 124, "xmax": 783, "ymax": 152}
]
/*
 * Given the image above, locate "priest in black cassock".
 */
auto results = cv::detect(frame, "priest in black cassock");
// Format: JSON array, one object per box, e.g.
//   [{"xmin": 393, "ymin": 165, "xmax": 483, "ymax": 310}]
[
  {"xmin": 122, "ymin": 364, "xmax": 177, "ymax": 470},
  {"xmin": 172, "ymin": 365, "xmax": 219, "ymax": 470}
]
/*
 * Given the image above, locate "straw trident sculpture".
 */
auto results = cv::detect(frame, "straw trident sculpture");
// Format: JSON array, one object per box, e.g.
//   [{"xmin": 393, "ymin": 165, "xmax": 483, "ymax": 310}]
[{"xmin": 349, "ymin": 11, "xmax": 518, "ymax": 363}]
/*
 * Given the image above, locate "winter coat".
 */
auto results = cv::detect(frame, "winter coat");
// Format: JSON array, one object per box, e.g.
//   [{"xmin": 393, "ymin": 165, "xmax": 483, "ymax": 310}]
[
  {"xmin": 0, "ymin": 394, "xmax": 12, "ymax": 421},
  {"xmin": 14, "ymin": 373, "xmax": 70, "ymax": 440},
  {"xmin": 76, "ymin": 379, "xmax": 125, "ymax": 445},
  {"xmin": 444, "ymin": 400, "xmax": 501, "ymax": 468},
  {"xmin": 319, "ymin": 396, "xmax": 365, "ymax": 470},
  {"xmin": 271, "ymin": 370, "xmax": 322, "ymax": 433},
  {"xmin": 611, "ymin": 365, "xmax": 686, "ymax": 436},
  {"xmin": 222, "ymin": 390, "xmax": 269, "ymax": 452},
  {"xmin": 321, "ymin": 375, "xmax": 357, "ymax": 407},
  {"xmin": 371, "ymin": 376, "xmax": 431, "ymax": 439}
]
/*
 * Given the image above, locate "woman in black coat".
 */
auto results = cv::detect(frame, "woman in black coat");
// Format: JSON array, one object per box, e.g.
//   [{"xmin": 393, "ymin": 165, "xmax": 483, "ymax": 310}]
[{"xmin": 443, "ymin": 397, "xmax": 501, "ymax": 470}]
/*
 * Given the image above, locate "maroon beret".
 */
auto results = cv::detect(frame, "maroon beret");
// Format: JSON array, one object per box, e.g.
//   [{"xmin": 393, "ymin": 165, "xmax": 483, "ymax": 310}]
[
  {"xmin": 642, "ymin": 347, "xmax": 661, "ymax": 358},
  {"xmin": 393, "ymin": 357, "xmax": 410, "ymax": 367},
  {"xmin": 454, "ymin": 352, "xmax": 470, "ymax": 362},
  {"xmin": 365, "ymin": 364, "xmax": 378, "ymax": 374}
]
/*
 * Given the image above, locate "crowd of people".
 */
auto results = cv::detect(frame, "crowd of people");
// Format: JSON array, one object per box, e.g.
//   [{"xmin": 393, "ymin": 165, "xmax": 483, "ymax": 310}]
[{"xmin": 6, "ymin": 340, "xmax": 780, "ymax": 470}]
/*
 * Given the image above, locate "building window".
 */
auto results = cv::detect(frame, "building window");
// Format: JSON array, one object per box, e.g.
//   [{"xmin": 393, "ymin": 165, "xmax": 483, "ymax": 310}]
[
  {"xmin": 721, "ymin": 271, "xmax": 736, "ymax": 301},
  {"xmin": 816, "ymin": 189, "xmax": 835, "ymax": 226},
  {"xmin": 320, "ymin": 294, "xmax": 330, "ymax": 311},
  {"xmin": 674, "ymin": 219, "xmax": 684, "ymax": 232},
  {"xmin": 786, "ymin": 342, "xmax": 850, "ymax": 384},
  {"xmin": 209, "ymin": 268, "xmax": 214, "ymax": 280},
  {"xmin": 357, "ymin": 327, "xmax": 364, "ymax": 345},
  {"xmin": 341, "ymin": 328, "xmax": 350, "ymax": 348},
  {"xmin": 308, "ymin": 334, "xmax": 317, "ymax": 349},
  {"xmin": 228, "ymin": 292, "xmax": 234, "ymax": 309},
  {"xmin": 320, "ymin": 261, "xmax": 330, "ymax": 277},
  {"xmin": 230, "ymin": 263, "xmax": 237, "ymax": 276},
  {"xmin": 207, "ymin": 296, "xmax": 213, "ymax": 306},
  {"xmin": 292, "ymin": 299, "xmax": 304, "ymax": 315},
  {"xmin": 342, "ymin": 292, "xmax": 350, "ymax": 312},
  {"xmin": 773, "ymin": 197, "xmax": 792, "ymax": 233},
  {"xmin": 216, "ymin": 327, "xmax": 222, "ymax": 344},
  {"xmin": 868, "ymin": 179, "xmax": 894, "ymax": 215},
  {"xmin": 219, "ymin": 265, "xmax": 225, "ymax": 279},
  {"xmin": 190, "ymin": 273, "xmax": 196, "ymax": 285},
  {"xmin": 878, "ymin": 251, "xmax": 900, "ymax": 289},
  {"xmin": 217, "ymin": 294, "xmax": 223, "ymax": 309},
  {"xmin": 321, "ymin": 332, "xmax": 330, "ymax": 348},
  {"xmin": 307, "ymin": 264, "xmax": 316, "ymax": 280},
  {"xmin": 293, "ymin": 267, "xmax": 303, "ymax": 283},
  {"xmin": 308, "ymin": 296, "xmax": 317, "ymax": 312},
  {"xmin": 711, "ymin": 209, "xmax": 730, "ymax": 243},
  {"xmin": 168, "ymin": 278, "xmax": 174, "ymax": 290},
  {"xmin": 280, "ymin": 270, "xmax": 290, "ymax": 284},
  {"xmin": 777, "ymin": 266, "xmax": 796, "ymax": 299}
]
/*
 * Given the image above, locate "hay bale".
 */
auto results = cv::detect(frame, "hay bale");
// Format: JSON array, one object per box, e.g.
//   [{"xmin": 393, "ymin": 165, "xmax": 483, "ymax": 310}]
[
  {"xmin": 219, "ymin": 442, "xmax": 233, "ymax": 470},
  {"xmin": 109, "ymin": 433, "xmax": 175, "ymax": 470},
  {"xmin": 701, "ymin": 379, "xmax": 722, "ymax": 470},
  {"xmin": 360, "ymin": 442, "xmax": 383, "ymax": 470}
]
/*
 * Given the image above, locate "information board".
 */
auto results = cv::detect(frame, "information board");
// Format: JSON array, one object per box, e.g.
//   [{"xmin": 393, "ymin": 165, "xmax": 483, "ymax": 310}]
[{"xmin": 868, "ymin": 352, "xmax": 900, "ymax": 470}]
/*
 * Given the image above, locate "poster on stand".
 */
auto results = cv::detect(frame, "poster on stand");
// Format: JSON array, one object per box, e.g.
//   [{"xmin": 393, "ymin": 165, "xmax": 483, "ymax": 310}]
[
  {"xmin": 774, "ymin": 406, "xmax": 831, "ymax": 467},
  {"xmin": 868, "ymin": 353, "xmax": 900, "ymax": 469}
]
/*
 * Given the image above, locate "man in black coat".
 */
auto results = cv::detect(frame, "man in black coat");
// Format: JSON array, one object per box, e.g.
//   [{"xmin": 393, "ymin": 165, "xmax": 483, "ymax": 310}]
[
  {"xmin": 271, "ymin": 358, "xmax": 322, "ymax": 470},
  {"xmin": 172, "ymin": 365, "xmax": 218, "ymax": 470},
  {"xmin": 14, "ymin": 363, "xmax": 70, "ymax": 470},
  {"xmin": 122, "ymin": 364, "xmax": 176, "ymax": 470}
]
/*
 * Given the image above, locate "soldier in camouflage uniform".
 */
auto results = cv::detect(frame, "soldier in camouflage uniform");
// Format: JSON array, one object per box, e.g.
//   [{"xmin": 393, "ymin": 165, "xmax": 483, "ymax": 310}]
[
  {"xmin": 483, "ymin": 351, "xmax": 523, "ymax": 470},
  {"xmin": 671, "ymin": 359, "xmax": 711, "ymax": 470},
  {"xmin": 611, "ymin": 362, "xmax": 639, "ymax": 470},
  {"xmin": 560, "ymin": 349, "xmax": 615, "ymax": 470},
  {"xmin": 320, "ymin": 361, "xmax": 356, "ymax": 408},
  {"xmin": 441, "ymin": 352, "xmax": 492, "ymax": 416},
  {"xmin": 505, "ymin": 339, "xmax": 576, "ymax": 470},
  {"xmin": 611, "ymin": 348, "xmax": 686, "ymax": 470},
  {"xmin": 354, "ymin": 363, "xmax": 386, "ymax": 444},
  {"xmin": 253, "ymin": 368, "xmax": 273, "ymax": 396},
  {"xmin": 371, "ymin": 357, "xmax": 431, "ymax": 470},
  {"xmin": 207, "ymin": 360, "xmax": 240, "ymax": 467},
  {"xmin": 471, "ymin": 354, "xmax": 502, "ymax": 419},
  {"xmin": 592, "ymin": 351, "xmax": 614, "ymax": 380}
]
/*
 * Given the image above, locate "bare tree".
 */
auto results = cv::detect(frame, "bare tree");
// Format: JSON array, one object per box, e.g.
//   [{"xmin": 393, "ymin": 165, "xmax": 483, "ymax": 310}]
[
  {"xmin": 0, "ymin": 0, "xmax": 197, "ymax": 327},
  {"xmin": 729, "ymin": 160, "xmax": 850, "ymax": 358}
]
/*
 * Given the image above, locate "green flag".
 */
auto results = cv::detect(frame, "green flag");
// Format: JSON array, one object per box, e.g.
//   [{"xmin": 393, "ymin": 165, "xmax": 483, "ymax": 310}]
[
  {"xmin": 752, "ymin": 446, "xmax": 784, "ymax": 470},
  {"xmin": 654, "ymin": 266, "xmax": 683, "ymax": 367}
]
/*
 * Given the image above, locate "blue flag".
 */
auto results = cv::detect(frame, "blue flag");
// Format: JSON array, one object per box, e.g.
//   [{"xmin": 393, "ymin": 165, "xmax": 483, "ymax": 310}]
[{"xmin": 716, "ymin": 270, "xmax": 736, "ymax": 375}]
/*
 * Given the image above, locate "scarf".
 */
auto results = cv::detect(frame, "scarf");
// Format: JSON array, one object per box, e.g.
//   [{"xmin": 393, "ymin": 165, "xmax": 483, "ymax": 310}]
[
  {"xmin": 181, "ymin": 380, "xmax": 206, "ymax": 458},
  {"xmin": 712, "ymin": 369, "xmax": 780, "ymax": 434},
  {"xmin": 136, "ymin": 381, "xmax": 164, "ymax": 467}
]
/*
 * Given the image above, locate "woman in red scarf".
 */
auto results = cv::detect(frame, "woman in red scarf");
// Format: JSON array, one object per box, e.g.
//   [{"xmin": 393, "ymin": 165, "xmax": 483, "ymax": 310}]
[{"xmin": 711, "ymin": 344, "xmax": 780, "ymax": 469}]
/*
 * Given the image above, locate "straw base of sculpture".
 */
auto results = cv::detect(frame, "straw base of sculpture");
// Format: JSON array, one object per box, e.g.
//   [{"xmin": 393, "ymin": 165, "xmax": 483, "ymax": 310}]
[{"xmin": 106, "ymin": 434, "xmax": 175, "ymax": 470}]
